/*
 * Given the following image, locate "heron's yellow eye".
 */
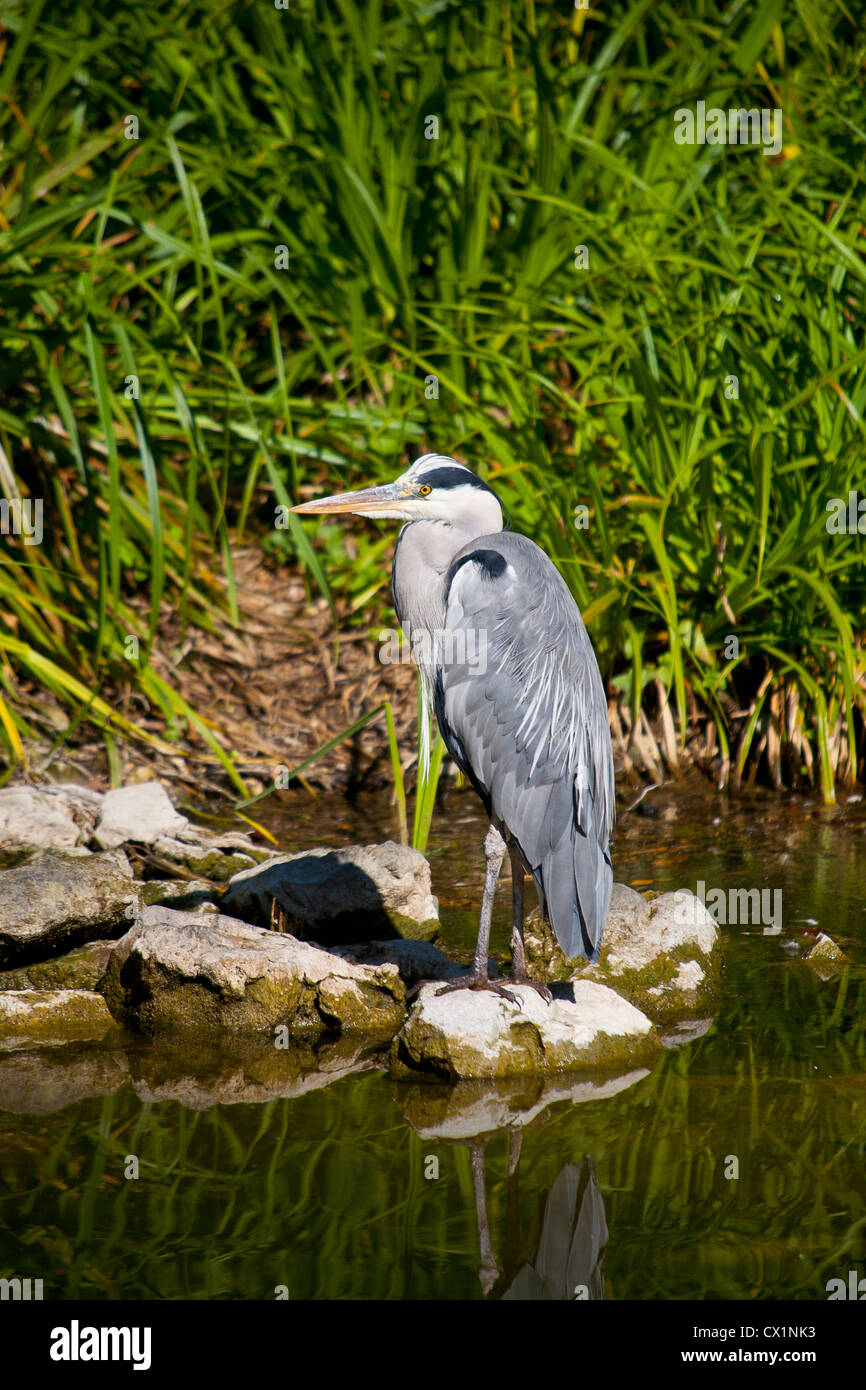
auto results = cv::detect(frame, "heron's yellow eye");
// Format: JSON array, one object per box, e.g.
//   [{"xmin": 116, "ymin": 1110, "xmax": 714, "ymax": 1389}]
[{"xmin": 419, "ymin": 484, "xmax": 431, "ymax": 495}]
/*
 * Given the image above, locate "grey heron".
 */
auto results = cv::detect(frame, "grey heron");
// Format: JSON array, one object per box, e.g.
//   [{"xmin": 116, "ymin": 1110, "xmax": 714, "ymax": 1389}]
[{"xmin": 292, "ymin": 453, "xmax": 614, "ymax": 1000}]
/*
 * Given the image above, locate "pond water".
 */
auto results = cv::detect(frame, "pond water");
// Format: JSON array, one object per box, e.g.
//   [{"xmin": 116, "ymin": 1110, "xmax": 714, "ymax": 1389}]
[{"xmin": 1, "ymin": 777, "xmax": 864, "ymax": 1300}]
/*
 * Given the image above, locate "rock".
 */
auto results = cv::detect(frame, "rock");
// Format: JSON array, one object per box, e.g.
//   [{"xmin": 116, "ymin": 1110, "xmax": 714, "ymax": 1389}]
[
  {"xmin": 138, "ymin": 878, "xmax": 219, "ymax": 911},
  {"xmin": 148, "ymin": 829, "xmax": 271, "ymax": 881},
  {"xmin": 0, "ymin": 990, "xmax": 115, "ymax": 1049},
  {"xmin": 390, "ymin": 979, "xmax": 661, "ymax": 1081},
  {"xmin": 0, "ymin": 940, "xmax": 115, "ymax": 991},
  {"xmin": 223, "ymin": 841, "xmax": 439, "ymax": 941},
  {"xmin": 525, "ymin": 884, "xmax": 722, "ymax": 1023},
  {"xmin": 101, "ymin": 906, "xmax": 407, "ymax": 1037},
  {"xmin": 331, "ymin": 938, "xmax": 477, "ymax": 988},
  {"xmin": 0, "ymin": 848, "xmax": 138, "ymax": 966},
  {"xmin": 659, "ymin": 1017, "xmax": 714, "ymax": 1050},
  {"xmin": 0, "ymin": 1046, "xmax": 128, "ymax": 1115},
  {"xmin": 0, "ymin": 786, "xmax": 82, "ymax": 855},
  {"xmin": 94, "ymin": 781, "xmax": 189, "ymax": 849},
  {"xmin": 804, "ymin": 932, "xmax": 850, "ymax": 975}
]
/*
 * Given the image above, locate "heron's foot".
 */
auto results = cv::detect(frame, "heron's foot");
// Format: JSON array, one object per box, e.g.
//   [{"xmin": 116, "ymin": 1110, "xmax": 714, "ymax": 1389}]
[
  {"xmin": 434, "ymin": 973, "xmax": 520, "ymax": 1006},
  {"xmin": 503, "ymin": 972, "xmax": 553, "ymax": 1004},
  {"xmin": 405, "ymin": 978, "xmax": 428, "ymax": 1002}
]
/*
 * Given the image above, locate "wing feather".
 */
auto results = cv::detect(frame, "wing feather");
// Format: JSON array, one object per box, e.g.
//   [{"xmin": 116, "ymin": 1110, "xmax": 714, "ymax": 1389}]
[{"xmin": 434, "ymin": 533, "xmax": 614, "ymax": 961}]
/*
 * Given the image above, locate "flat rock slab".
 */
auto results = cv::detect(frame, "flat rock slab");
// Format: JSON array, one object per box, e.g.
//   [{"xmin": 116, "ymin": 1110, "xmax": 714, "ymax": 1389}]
[
  {"xmin": 0, "ymin": 940, "xmax": 116, "ymax": 991},
  {"xmin": 101, "ymin": 906, "xmax": 407, "ymax": 1038},
  {"xmin": 224, "ymin": 841, "xmax": 439, "ymax": 941},
  {"xmin": 391, "ymin": 979, "xmax": 661, "ymax": 1081},
  {"xmin": 526, "ymin": 884, "xmax": 722, "ymax": 1023},
  {"xmin": 0, "ymin": 990, "xmax": 115, "ymax": 1050},
  {"xmin": 0, "ymin": 786, "xmax": 98, "ymax": 855},
  {"xmin": 0, "ymin": 848, "xmax": 137, "ymax": 966},
  {"xmin": 94, "ymin": 781, "xmax": 189, "ymax": 849},
  {"xmin": 147, "ymin": 830, "xmax": 269, "ymax": 882}
]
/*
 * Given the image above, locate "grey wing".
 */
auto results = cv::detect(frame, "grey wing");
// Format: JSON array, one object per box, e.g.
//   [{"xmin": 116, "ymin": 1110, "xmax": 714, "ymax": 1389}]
[{"xmin": 434, "ymin": 532, "xmax": 614, "ymax": 962}]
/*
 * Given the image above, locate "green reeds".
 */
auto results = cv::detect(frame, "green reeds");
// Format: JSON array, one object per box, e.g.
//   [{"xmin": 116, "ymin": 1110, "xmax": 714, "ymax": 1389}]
[{"xmin": 0, "ymin": 0, "xmax": 863, "ymax": 802}]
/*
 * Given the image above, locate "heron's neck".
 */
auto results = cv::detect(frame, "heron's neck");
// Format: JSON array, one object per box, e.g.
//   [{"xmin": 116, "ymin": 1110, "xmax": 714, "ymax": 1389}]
[{"xmin": 394, "ymin": 517, "xmax": 498, "ymax": 630}]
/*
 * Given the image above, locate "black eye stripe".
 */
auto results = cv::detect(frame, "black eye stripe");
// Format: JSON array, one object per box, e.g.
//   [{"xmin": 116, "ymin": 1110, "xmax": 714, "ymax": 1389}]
[{"xmin": 414, "ymin": 467, "xmax": 496, "ymax": 494}]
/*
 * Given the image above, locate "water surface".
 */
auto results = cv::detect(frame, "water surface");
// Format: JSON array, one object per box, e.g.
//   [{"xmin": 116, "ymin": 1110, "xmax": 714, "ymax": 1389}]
[{"xmin": 1, "ymin": 778, "xmax": 864, "ymax": 1300}]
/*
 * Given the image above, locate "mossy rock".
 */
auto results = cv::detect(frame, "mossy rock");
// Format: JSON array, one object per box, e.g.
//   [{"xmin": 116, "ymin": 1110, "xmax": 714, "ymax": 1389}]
[
  {"xmin": 390, "ymin": 979, "xmax": 662, "ymax": 1082},
  {"xmin": 0, "ymin": 990, "xmax": 115, "ymax": 1048},
  {"xmin": 0, "ymin": 940, "xmax": 116, "ymax": 992},
  {"xmin": 524, "ymin": 884, "xmax": 723, "ymax": 1025}
]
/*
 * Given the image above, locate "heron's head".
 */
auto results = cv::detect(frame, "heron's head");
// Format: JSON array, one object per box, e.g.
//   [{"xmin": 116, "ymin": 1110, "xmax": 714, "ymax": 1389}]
[{"xmin": 291, "ymin": 454, "xmax": 503, "ymax": 530}]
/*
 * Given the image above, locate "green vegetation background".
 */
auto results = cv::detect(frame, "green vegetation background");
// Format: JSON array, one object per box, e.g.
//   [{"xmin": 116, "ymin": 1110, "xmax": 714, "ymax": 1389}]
[{"xmin": 0, "ymin": 0, "xmax": 864, "ymax": 799}]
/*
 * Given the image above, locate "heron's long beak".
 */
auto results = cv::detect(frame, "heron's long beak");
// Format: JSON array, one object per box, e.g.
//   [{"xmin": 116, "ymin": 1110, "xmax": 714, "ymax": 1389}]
[{"xmin": 290, "ymin": 482, "xmax": 405, "ymax": 516}]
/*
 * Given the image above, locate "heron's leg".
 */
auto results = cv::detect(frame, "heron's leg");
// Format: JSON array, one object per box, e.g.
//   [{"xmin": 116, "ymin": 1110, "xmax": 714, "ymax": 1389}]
[
  {"xmin": 435, "ymin": 825, "xmax": 518, "ymax": 1004},
  {"xmin": 470, "ymin": 1139, "xmax": 499, "ymax": 1297},
  {"xmin": 504, "ymin": 841, "xmax": 552, "ymax": 1003}
]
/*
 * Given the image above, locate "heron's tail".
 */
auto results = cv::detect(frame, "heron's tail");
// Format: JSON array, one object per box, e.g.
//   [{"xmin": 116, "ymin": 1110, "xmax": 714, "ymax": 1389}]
[{"xmin": 536, "ymin": 825, "xmax": 612, "ymax": 963}]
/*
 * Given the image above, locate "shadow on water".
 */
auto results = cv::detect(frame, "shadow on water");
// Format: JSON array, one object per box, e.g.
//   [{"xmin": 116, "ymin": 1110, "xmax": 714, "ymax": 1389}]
[{"xmin": 1, "ymin": 776, "xmax": 865, "ymax": 1299}]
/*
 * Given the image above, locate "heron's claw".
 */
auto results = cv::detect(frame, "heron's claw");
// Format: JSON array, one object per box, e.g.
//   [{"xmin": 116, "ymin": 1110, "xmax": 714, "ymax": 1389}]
[
  {"xmin": 434, "ymin": 974, "xmax": 520, "ymax": 1006},
  {"xmin": 504, "ymin": 973, "xmax": 553, "ymax": 1004}
]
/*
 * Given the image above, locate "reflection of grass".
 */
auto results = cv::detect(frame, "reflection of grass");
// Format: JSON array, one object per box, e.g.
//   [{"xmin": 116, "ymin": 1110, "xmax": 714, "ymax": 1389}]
[
  {"xmin": 0, "ymin": 2, "xmax": 864, "ymax": 800},
  {"xmin": 0, "ymin": 961, "xmax": 864, "ymax": 1300}
]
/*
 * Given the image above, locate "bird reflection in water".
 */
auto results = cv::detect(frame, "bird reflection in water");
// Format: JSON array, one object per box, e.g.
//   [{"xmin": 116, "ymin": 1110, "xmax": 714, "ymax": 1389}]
[{"xmin": 468, "ymin": 1133, "xmax": 608, "ymax": 1300}]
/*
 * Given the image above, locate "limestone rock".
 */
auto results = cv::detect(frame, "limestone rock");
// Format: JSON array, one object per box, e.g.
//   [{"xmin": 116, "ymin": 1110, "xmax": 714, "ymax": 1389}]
[
  {"xmin": 0, "ymin": 990, "xmax": 115, "ymax": 1049},
  {"xmin": 94, "ymin": 781, "xmax": 189, "ymax": 849},
  {"xmin": 525, "ymin": 884, "xmax": 722, "ymax": 1023},
  {"xmin": 224, "ymin": 841, "xmax": 439, "ymax": 941},
  {"xmin": 0, "ymin": 940, "xmax": 115, "ymax": 991},
  {"xmin": 0, "ymin": 848, "xmax": 138, "ymax": 965},
  {"xmin": 148, "ymin": 829, "xmax": 271, "ymax": 881},
  {"xmin": 101, "ymin": 906, "xmax": 406, "ymax": 1037},
  {"xmin": 331, "ymin": 938, "xmax": 474, "ymax": 988},
  {"xmin": 0, "ymin": 786, "xmax": 84, "ymax": 855},
  {"xmin": 390, "ymin": 979, "xmax": 661, "ymax": 1081},
  {"xmin": 138, "ymin": 878, "xmax": 219, "ymax": 911},
  {"xmin": 804, "ymin": 932, "xmax": 850, "ymax": 976}
]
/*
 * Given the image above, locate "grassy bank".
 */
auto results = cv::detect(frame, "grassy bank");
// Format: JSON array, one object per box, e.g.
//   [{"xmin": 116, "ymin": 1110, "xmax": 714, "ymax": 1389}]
[{"xmin": 0, "ymin": 0, "xmax": 864, "ymax": 804}]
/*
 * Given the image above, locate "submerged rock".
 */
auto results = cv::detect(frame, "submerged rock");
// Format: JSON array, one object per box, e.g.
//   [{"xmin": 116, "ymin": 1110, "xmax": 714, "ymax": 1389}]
[
  {"xmin": 0, "ymin": 940, "xmax": 115, "ymax": 991},
  {"xmin": 101, "ymin": 906, "xmax": 407, "ymax": 1037},
  {"xmin": 0, "ymin": 989, "xmax": 115, "ymax": 1049},
  {"xmin": 223, "ymin": 841, "xmax": 439, "ymax": 941},
  {"xmin": 525, "ymin": 884, "xmax": 722, "ymax": 1023},
  {"xmin": 804, "ymin": 932, "xmax": 850, "ymax": 976},
  {"xmin": 390, "ymin": 980, "xmax": 661, "ymax": 1081},
  {"xmin": 0, "ymin": 848, "xmax": 138, "ymax": 966}
]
